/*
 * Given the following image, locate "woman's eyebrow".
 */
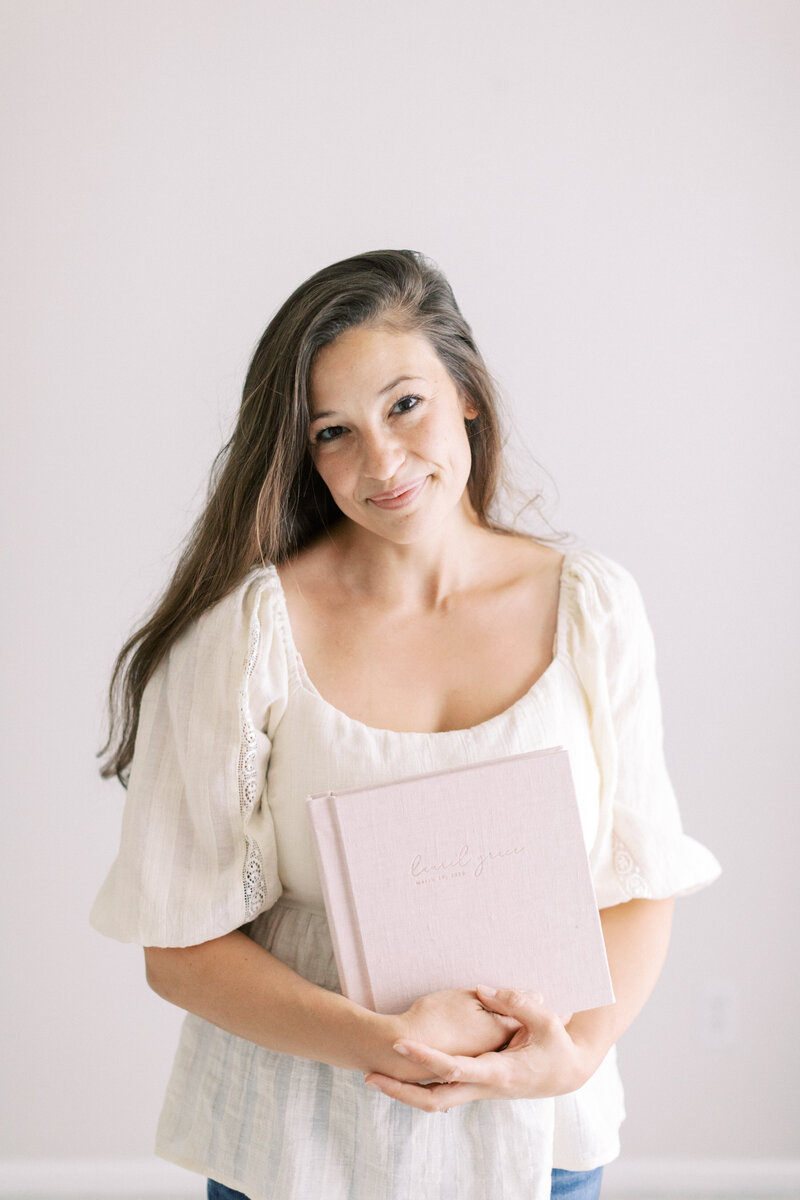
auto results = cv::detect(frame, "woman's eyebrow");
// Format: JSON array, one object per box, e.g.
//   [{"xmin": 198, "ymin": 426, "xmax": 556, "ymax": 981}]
[
  {"xmin": 310, "ymin": 375, "xmax": 427, "ymax": 423},
  {"xmin": 378, "ymin": 374, "xmax": 426, "ymax": 396}
]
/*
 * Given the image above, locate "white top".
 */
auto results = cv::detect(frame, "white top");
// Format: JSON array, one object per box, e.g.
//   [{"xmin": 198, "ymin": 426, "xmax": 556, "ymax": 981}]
[{"xmin": 91, "ymin": 547, "xmax": 721, "ymax": 1200}]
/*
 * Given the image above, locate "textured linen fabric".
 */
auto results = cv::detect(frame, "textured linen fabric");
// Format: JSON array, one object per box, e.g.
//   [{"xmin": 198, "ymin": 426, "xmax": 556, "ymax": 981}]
[{"xmin": 91, "ymin": 547, "xmax": 721, "ymax": 1200}]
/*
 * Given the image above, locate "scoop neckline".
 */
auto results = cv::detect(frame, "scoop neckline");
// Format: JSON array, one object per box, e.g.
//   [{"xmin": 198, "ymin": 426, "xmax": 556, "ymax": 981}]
[{"xmin": 266, "ymin": 549, "xmax": 575, "ymax": 739}]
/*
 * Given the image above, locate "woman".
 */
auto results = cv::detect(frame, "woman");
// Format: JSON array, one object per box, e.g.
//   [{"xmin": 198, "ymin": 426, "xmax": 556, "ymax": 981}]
[{"xmin": 92, "ymin": 249, "xmax": 720, "ymax": 1200}]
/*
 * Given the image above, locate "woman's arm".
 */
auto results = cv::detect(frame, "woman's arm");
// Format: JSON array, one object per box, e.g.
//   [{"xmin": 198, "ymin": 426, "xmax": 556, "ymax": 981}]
[
  {"xmin": 566, "ymin": 894, "xmax": 674, "ymax": 1072},
  {"xmin": 144, "ymin": 932, "xmax": 517, "ymax": 1081},
  {"xmin": 363, "ymin": 896, "xmax": 675, "ymax": 1110}
]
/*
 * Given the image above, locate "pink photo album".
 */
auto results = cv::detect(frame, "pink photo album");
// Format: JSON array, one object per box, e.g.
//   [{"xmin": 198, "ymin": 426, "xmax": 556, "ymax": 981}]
[{"xmin": 307, "ymin": 747, "xmax": 613, "ymax": 1015}]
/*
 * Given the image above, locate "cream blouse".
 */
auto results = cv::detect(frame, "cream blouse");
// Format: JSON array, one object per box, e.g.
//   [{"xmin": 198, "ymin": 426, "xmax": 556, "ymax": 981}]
[{"xmin": 91, "ymin": 547, "xmax": 720, "ymax": 1200}]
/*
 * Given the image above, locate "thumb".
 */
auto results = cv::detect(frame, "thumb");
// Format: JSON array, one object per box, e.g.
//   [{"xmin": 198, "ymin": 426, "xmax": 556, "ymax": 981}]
[{"xmin": 475, "ymin": 985, "xmax": 547, "ymax": 1022}]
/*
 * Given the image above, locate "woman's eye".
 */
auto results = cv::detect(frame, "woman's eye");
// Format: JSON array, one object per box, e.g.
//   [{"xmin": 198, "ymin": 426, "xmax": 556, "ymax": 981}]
[
  {"xmin": 392, "ymin": 393, "xmax": 423, "ymax": 415},
  {"xmin": 314, "ymin": 425, "xmax": 347, "ymax": 444},
  {"xmin": 312, "ymin": 395, "xmax": 422, "ymax": 445}
]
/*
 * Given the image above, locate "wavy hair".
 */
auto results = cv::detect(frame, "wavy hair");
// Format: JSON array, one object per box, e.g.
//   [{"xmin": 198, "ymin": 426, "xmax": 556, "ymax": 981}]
[{"xmin": 99, "ymin": 249, "xmax": 511, "ymax": 784}]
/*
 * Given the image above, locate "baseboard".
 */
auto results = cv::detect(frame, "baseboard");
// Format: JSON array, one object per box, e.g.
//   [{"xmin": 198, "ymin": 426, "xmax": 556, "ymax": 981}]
[
  {"xmin": 0, "ymin": 1158, "xmax": 202, "ymax": 1198},
  {"xmin": 0, "ymin": 1156, "xmax": 798, "ymax": 1198},
  {"xmin": 602, "ymin": 1157, "xmax": 800, "ymax": 1197}
]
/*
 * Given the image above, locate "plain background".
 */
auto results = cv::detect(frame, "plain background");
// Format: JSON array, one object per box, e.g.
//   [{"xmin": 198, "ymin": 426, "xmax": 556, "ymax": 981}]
[{"xmin": 1, "ymin": 0, "xmax": 798, "ymax": 1173}]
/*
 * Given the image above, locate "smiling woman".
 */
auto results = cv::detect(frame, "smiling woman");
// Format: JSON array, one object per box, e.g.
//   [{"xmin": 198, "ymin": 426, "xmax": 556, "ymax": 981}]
[
  {"xmin": 92, "ymin": 250, "xmax": 720, "ymax": 1200},
  {"xmin": 307, "ymin": 325, "xmax": 477, "ymax": 539}
]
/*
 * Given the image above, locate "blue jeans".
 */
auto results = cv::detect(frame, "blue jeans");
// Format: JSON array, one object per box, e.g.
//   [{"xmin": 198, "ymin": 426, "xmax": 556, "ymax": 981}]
[
  {"xmin": 550, "ymin": 1167, "xmax": 603, "ymax": 1198},
  {"xmin": 208, "ymin": 1166, "xmax": 602, "ymax": 1199}
]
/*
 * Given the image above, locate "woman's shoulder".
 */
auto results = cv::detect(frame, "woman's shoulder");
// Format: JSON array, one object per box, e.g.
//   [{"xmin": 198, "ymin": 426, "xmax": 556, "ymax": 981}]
[
  {"xmin": 471, "ymin": 529, "xmax": 565, "ymax": 593},
  {"xmin": 192, "ymin": 563, "xmax": 282, "ymax": 628},
  {"xmin": 558, "ymin": 544, "xmax": 656, "ymax": 664},
  {"xmin": 484, "ymin": 534, "xmax": 644, "ymax": 641},
  {"xmin": 166, "ymin": 563, "xmax": 288, "ymax": 684},
  {"xmin": 272, "ymin": 535, "xmax": 358, "ymax": 623},
  {"xmin": 562, "ymin": 544, "xmax": 643, "ymax": 604},
  {"xmin": 482, "ymin": 533, "xmax": 631, "ymax": 616}
]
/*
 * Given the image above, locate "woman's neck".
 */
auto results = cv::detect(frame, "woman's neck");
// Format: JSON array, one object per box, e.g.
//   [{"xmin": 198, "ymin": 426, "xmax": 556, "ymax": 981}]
[{"xmin": 323, "ymin": 506, "xmax": 498, "ymax": 612}]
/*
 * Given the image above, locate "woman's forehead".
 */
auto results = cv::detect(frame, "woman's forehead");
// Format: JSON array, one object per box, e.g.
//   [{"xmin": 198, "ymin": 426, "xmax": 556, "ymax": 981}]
[{"xmin": 309, "ymin": 326, "xmax": 444, "ymax": 407}]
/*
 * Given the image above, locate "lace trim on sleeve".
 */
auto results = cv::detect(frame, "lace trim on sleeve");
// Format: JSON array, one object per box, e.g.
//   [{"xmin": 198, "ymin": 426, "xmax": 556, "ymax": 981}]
[
  {"xmin": 612, "ymin": 833, "xmax": 651, "ymax": 900},
  {"xmin": 238, "ymin": 587, "xmax": 267, "ymax": 919}
]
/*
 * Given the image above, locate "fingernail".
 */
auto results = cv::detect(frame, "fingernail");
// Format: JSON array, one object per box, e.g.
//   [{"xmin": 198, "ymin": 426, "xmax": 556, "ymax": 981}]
[
  {"xmin": 476, "ymin": 985, "xmax": 497, "ymax": 997},
  {"xmin": 392, "ymin": 1043, "xmax": 410, "ymax": 1056},
  {"xmin": 365, "ymin": 1081, "xmax": 380, "ymax": 1090}
]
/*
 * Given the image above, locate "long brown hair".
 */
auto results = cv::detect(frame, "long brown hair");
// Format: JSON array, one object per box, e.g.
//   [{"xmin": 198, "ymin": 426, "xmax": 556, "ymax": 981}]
[{"xmin": 99, "ymin": 249, "xmax": 510, "ymax": 784}]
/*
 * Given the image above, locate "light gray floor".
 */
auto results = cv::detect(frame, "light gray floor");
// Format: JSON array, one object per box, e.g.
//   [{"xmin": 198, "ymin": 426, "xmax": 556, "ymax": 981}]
[{"xmin": 23, "ymin": 1193, "xmax": 797, "ymax": 1200}]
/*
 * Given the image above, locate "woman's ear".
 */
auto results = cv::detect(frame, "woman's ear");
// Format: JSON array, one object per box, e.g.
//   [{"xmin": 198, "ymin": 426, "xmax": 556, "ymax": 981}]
[{"xmin": 461, "ymin": 395, "xmax": 479, "ymax": 421}]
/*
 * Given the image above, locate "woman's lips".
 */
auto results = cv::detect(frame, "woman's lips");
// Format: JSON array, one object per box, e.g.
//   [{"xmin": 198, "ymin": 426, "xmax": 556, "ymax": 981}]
[{"xmin": 367, "ymin": 477, "xmax": 428, "ymax": 509}]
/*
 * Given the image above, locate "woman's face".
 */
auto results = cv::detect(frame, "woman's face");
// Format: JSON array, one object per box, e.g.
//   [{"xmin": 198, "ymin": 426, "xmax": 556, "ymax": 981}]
[{"xmin": 308, "ymin": 324, "xmax": 477, "ymax": 545}]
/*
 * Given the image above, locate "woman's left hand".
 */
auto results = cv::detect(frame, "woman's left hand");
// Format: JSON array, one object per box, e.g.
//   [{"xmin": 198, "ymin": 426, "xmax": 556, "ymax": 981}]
[{"xmin": 364, "ymin": 986, "xmax": 595, "ymax": 1113}]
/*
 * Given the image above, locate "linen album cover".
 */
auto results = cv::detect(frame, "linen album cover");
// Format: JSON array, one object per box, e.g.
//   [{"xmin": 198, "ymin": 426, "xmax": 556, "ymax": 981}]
[{"xmin": 307, "ymin": 747, "xmax": 613, "ymax": 1015}]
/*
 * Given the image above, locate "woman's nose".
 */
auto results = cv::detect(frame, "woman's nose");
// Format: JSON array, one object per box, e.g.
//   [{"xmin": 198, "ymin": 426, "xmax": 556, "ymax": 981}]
[{"xmin": 361, "ymin": 427, "xmax": 405, "ymax": 480}]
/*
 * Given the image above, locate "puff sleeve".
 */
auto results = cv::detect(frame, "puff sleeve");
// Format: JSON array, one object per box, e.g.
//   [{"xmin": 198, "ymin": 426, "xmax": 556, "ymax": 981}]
[
  {"xmin": 90, "ymin": 571, "xmax": 287, "ymax": 946},
  {"xmin": 566, "ymin": 551, "xmax": 721, "ymax": 909}
]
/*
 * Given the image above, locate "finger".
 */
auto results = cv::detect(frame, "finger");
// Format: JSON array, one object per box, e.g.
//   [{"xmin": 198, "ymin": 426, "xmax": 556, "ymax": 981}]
[
  {"xmin": 365, "ymin": 1074, "xmax": 484, "ymax": 1113},
  {"xmin": 475, "ymin": 985, "xmax": 549, "ymax": 1024},
  {"xmin": 489, "ymin": 1013, "xmax": 523, "ymax": 1034},
  {"xmin": 393, "ymin": 1041, "xmax": 513, "ymax": 1099},
  {"xmin": 393, "ymin": 1040, "xmax": 503, "ymax": 1087},
  {"xmin": 391, "ymin": 1040, "xmax": 465, "ymax": 1083}
]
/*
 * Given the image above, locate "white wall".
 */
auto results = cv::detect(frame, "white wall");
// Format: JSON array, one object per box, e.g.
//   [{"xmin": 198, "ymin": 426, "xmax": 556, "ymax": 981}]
[{"xmin": 2, "ymin": 0, "xmax": 798, "ymax": 1172}]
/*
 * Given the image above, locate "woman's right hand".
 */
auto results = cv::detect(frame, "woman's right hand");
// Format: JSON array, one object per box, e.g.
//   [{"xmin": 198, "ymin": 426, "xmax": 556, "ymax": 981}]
[{"xmin": 376, "ymin": 987, "xmax": 519, "ymax": 1081}]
